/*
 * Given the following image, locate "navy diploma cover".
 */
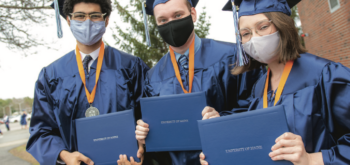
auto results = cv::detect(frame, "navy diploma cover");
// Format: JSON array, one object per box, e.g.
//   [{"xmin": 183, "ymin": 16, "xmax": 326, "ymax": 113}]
[
  {"xmin": 198, "ymin": 105, "xmax": 293, "ymax": 165},
  {"xmin": 141, "ymin": 92, "xmax": 207, "ymax": 152},
  {"xmin": 76, "ymin": 110, "xmax": 140, "ymax": 165}
]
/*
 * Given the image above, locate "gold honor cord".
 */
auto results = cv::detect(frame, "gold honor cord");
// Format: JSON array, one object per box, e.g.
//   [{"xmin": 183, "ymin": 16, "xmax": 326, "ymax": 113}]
[
  {"xmin": 76, "ymin": 42, "xmax": 105, "ymax": 117},
  {"xmin": 169, "ymin": 38, "xmax": 195, "ymax": 93},
  {"xmin": 263, "ymin": 60, "xmax": 294, "ymax": 108}
]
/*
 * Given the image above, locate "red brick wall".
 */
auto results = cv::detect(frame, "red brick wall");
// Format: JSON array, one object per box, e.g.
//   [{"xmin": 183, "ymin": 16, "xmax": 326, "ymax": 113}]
[{"xmin": 297, "ymin": 0, "xmax": 350, "ymax": 67}]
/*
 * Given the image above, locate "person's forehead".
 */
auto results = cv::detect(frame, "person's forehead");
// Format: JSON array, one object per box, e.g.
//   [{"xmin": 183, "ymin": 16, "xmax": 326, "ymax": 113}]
[
  {"xmin": 72, "ymin": 2, "xmax": 102, "ymax": 12},
  {"xmin": 239, "ymin": 14, "xmax": 268, "ymax": 27},
  {"xmin": 153, "ymin": 0, "xmax": 188, "ymax": 17}
]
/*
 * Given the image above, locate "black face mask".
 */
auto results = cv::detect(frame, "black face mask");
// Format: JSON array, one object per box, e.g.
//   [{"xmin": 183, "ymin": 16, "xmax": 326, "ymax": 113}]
[{"xmin": 157, "ymin": 15, "xmax": 194, "ymax": 47}]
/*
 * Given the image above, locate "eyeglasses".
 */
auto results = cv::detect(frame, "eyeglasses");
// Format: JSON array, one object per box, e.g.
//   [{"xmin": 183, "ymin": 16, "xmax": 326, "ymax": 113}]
[
  {"xmin": 69, "ymin": 13, "xmax": 107, "ymax": 22},
  {"xmin": 239, "ymin": 20, "xmax": 273, "ymax": 44}
]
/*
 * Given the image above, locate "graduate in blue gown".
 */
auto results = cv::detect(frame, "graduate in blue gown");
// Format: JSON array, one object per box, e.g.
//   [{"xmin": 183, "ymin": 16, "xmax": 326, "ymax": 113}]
[
  {"xmin": 131, "ymin": 0, "xmax": 265, "ymax": 165},
  {"xmin": 200, "ymin": 0, "xmax": 350, "ymax": 164},
  {"xmin": 26, "ymin": 0, "xmax": 149, "ymax": 164},
  {"xmin": 20, "ymin": 111, "xmax": 28, "ymax": 129}
]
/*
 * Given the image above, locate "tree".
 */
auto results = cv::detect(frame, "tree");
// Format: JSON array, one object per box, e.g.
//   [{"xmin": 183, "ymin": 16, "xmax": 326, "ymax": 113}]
[
  {"xmin": 290, "ymin": 6, "xmax": 305, "ymax": 46},
  {"xmin": 0, "ymin": 98, "xmax": 11, "ymax": 117},
  {"xmin": 0, "ymin": 0, "xmax": 52, "ymax": 54},
  {"xmin": 0, "ymin": 97, "xmax": 34, "ymax": 117},
  {"xmin": 112, "ymin": 0, "xmax": 211, "ymax": 67}
]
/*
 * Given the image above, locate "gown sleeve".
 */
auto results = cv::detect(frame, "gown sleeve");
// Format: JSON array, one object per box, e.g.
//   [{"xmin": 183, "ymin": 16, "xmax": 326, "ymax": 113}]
[
  {"xmin": 132, "ymin": 58, "xmax": 150, "ymax": 120},
  {"xmin": 26, "ymin": 68, "xmax": 68, "ymax": 165},
  {"xmin": 143, "ymin": 72, "xmax": 155, "ymax": 98},
  {"xmin": 320, "ymin": 63, "xmax": 350, "ymax": 165},
  {"xmin": 130, "ymin": 58, "xmax": 154, "ymax": 165}
]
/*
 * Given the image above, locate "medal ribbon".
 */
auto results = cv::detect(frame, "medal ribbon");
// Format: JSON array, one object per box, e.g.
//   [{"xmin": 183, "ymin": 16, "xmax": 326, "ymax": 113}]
[
  {"xmin": 263, "ymin": 60, "xmax": 294, "ymax": 108},
  {"xmin": 170, "ymin": 38, "xmax": 195, "ymax": 93},
  {"xmin": 76, "ymin": 42, "xmax": 105, "ymax": 104}
]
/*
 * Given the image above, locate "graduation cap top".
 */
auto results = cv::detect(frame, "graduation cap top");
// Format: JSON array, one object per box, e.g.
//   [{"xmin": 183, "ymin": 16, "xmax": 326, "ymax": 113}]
[
  {"xmin": 222, "ymin": 0, "xmax": 301, "ymax": 17},
  {"xmin": 51, "ymin": 0, "xmax": 66, "ymax": 19},
  {"xmin": 144, "ymin": 0, "xmax": 200, "ymax": 15}
]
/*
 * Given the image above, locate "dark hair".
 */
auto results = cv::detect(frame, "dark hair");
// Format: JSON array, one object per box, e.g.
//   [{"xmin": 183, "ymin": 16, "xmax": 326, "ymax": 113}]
[
  {"xmin": 63, "ymin": 0, "xmax": 112, "ymax": 19},
  {"xmin": 232, "ymin": 12, "xmax": 307, "ymax": 75},
  {"xmin": 185, "ymin": 0, "xmax": 192, "ymax": 11}
]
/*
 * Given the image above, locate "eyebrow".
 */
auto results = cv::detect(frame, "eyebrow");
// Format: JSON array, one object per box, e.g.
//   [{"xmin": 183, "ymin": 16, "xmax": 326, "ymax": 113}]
[
  {"xmin": 156, "ymin": 15, "xmax": 166, "ymax": 21},
  {"xmin": 72, "ymin": 11, "xmax": 102, "ymax": 14},
  {"xmin": 156, "ymin": 9, "xmax": 185, "ymax": 20},
  {"xmin": 240, "ymin": 19, "xmax": 269, "ymax": 30},
  {"xmin": 255, "ymin": 19, "xmax": 269, "ymax": 25},
  {"xmin": 173, "ymin": 11, "xmax": 184, "ymax": 16},
  {"xmin": 174, "ymin": 10, "xmax": 184, "ymax": 13},
  {"xmin": 176, "ymin": 9, "xmax": 188, "ymax": 14}
]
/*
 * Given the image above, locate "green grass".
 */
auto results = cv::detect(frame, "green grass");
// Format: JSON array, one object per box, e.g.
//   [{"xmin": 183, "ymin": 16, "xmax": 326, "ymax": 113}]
[{"xmin": 9, "ymin": 144, "xmax": 39, "ymax": 165}]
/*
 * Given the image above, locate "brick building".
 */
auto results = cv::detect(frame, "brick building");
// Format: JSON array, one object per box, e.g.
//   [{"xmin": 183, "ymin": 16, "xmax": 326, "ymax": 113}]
[{"xmin": 297, "ymin": 0, "xmax": 350, "ymax": 67}]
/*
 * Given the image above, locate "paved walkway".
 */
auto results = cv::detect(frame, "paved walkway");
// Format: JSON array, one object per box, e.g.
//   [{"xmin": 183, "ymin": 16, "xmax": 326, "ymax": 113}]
[
  {"xmin": 0, "ymin": 123, "xmax": 31, "ymax": 165},
  {"xmin": 0, "ymin": 145, "xmax": 31, "ymax": 165},
  {"xmin": 0, "ymin": 121, "xmax": 23, "ymax": 133}
]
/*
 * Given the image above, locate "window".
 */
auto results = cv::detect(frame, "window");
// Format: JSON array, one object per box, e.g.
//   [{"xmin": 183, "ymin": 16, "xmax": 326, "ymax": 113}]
[{"xmin": 328, "ymin": 0, "xmax": 341, "ymax": 13}]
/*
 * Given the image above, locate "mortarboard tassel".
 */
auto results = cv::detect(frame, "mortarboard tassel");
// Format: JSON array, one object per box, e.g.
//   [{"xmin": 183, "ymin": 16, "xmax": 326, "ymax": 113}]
[
  {"xmin": 54, "ymin": 0, "xmax": 63, "ymax": 38},
  {"xmin": 142, "ymin": 1, "xmax": 151, "ymax": 47},
  {"xmin": 231, "ymin": 0, "xmax": 249, "ymax": 66}
]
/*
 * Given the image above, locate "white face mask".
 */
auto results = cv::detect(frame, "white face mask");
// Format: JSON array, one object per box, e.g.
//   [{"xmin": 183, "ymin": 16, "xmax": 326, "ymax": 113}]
[{"xmin": 242, "ymin": 31, "xmax": 280, "ymax": 64}]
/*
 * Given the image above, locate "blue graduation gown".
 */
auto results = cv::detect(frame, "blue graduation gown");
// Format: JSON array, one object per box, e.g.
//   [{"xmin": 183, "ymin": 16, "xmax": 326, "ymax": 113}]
[
  {"xmin": 238, "ymin": 53, "xmax": 350, "ymax": 165},
  {"xmin": 144, "ymin": 38, "xmax": 265, "ymax": 165},
  {"xmin": 21, "ymin": 114, "xmax": 27, "ymax": 125},
  {"xmin": 26, "ymin": 46, "xmax": 149, "ymax": 165}
]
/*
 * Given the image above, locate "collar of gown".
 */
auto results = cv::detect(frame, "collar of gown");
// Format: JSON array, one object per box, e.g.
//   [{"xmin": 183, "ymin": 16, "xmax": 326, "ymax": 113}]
[
  {"xmin": 174, "ymin": 34, "xmax": 202, "ymax": 61},
  {"xmin": 75, "ymin": 42, "xmax": 106, "ymax": 61}
]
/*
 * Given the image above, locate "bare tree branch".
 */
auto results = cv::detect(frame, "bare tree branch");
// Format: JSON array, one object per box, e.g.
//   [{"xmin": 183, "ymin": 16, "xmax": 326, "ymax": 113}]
[
  {"xmin": 0, "ymin": 5, "xmax": 51, "ymax": 10},
  {"xmin": 0, "ymin": 0, "xmax": 53, "ymax": 55}
]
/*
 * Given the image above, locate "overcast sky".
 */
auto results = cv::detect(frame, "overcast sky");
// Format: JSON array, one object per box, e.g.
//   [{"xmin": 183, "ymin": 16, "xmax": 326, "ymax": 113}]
[{"xmin": 0, "ymin": 0, "xmax": 236, "ymax": 99}]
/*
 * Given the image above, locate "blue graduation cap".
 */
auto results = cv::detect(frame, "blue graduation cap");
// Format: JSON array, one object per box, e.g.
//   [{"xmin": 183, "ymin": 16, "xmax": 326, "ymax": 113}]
[
  {"xmin": 50, "ymin": 0, "xmax": 66, "ymax": 19},
  {"xmin": 142, "ymin": 0, "xmax": 199, "ymax": 47},
  {"xmin": 222, "ymin": 0, "xmax": 301, "ymax": 17},
  {"xmin": 222, "ymin": 0, "xmax": 301, "ymax": 66},
  {"xmin": 51, "ymin": 0, "xmax": 65, "ymax": 38},
  {"xmin": 144, "ymin": 0, "xmax": 199, "ymax": 15}
]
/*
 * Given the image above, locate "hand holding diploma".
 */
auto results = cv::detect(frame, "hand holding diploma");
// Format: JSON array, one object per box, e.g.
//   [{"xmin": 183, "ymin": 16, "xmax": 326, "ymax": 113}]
[
  {"xmin": 199, "ymin": 152, "xmax": 208, "ymax": 165},
  {"xmin": 135, "ymin": 119, "xmax": 148, "ymax": 160},
  {"xmin": 201, "ymin": 106, "xmax": 220, "ymax": 120},
  {"xmin": 117, "ymin": 143, "xmax": 144, "ymax": 165},
  {"xmin": 198, "ymin": 132, "xmax": 324, "ymax": 165},
  {"xmin": 59, "ymin": 150, "xmax": 94, "ymax": 165},
  {"xmin": 269, "ymin": 132, "xmax": 324, "ymax": 165},
  {"xmin": 117, "ymin": 155, "xmax": 142, "ymax": 165},
  {"xmin": 135, "ymin": 119, "xmax": 149, "ymax": 145}
]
